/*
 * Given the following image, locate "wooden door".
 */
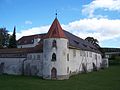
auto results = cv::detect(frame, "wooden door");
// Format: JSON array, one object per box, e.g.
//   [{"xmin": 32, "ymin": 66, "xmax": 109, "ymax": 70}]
[{"xmin": 51, "ymin": 67, "xmax": 57, "ymax": 79}]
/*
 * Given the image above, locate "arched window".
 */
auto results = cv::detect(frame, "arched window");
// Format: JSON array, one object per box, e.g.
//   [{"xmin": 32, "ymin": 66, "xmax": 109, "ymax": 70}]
[
  {"xmin": 51, "ymin": 53, "xmax": 56, "ymax": 61},
  {"xmin": 52, "ymin": 40, "xmax": 57, "ymax": 48}
]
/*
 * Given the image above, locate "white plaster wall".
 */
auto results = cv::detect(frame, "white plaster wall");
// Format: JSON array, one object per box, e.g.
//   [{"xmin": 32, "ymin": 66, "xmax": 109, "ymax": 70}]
[
  {"xmin": 0, "ymin": 58, "xmax": 25, "ymax": 75},
  {"xmin": 24, "ymin": 60, "xmax": 43, "ymax": 76},
  {"xmin": 43, "ymin": 38, "xmax": 68, "ymax": 79},
  {"xmin": 68, "ymin": 49, "xmax": 102, "ymax": 74},
  {"xmin": 92, "ymin": 52, "xmax": 102, "ymax": 69},
  {"xmin": 68, "ymin": 49, "xmax": 82, "ymax": 73},
  {"xmin": 25, "ymin": 53, "xmax": 43, "ymax": 76}
]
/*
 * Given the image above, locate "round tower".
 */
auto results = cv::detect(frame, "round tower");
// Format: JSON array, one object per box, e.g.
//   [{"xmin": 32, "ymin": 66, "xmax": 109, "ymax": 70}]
[{"xmin": 43, "ymin": 18, "xmax": 69, "ymax": 80}]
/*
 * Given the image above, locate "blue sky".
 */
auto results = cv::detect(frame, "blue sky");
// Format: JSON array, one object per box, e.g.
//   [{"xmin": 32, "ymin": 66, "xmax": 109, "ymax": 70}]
[{"xmin": 0, "ymin": 0, "xmax": 120, "ymax": 48}]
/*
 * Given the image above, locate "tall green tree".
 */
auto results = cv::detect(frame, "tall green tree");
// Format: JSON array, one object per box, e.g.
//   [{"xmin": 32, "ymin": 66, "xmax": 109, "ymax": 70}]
[
  {"xmin": 0, "ymin": 28, "xmax": 9, "ymax": 48},
  {"xmin": 8, "ymin": 26, "xmax": 17, "ymax": 48},
  {"xmin": 85, "ymin": 37, "xmax": 100, "ymax": 48}
]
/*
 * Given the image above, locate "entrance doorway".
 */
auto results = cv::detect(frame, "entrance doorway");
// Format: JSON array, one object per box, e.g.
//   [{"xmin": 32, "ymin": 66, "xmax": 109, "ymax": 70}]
[{"xmin": 51, "ymin": 67, "xmax": 57, "ymax": 79}]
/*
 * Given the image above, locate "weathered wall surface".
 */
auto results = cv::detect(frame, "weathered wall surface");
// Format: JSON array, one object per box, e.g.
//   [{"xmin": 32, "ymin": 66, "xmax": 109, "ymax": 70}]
[
  {"xmin": 68, "ymin": 49, "xmax": 102, "ymax": 75},
  {"xmin": 24, "ymin": 53, "xmax": 43, "ymax": 76},
  {"xmin": 43, "ymin": 38, "xmax": 69, "ymax": 79},
  {"xmin": 0, "ymin": 58, "xmax": 25, "ymax": 75}
]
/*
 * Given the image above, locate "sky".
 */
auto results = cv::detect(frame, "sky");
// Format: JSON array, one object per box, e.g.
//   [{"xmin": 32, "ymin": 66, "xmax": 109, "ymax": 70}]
[{"xmin": 0, "ymin": 0, "xmax": 120, "ymax": 48}]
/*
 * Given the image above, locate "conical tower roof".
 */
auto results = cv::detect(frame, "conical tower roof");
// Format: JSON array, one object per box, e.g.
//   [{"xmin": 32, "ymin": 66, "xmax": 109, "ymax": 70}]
[{"xmin": 45, "ymin": 18, "xmax": 67, "ymax": 39}]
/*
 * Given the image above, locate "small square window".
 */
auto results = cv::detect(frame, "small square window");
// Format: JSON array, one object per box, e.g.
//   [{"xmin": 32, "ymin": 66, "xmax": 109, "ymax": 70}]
[{"xmin": 52, "ymin": 40, "xmax": 57, "ymax": 48}]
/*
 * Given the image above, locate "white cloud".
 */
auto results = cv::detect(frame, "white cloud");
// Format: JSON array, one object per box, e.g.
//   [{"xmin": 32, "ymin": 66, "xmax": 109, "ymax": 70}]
[
  {"xmin": 63, "ymin": 18, "xmax": 120, "ymax": 41},
  {"xmin": 16, "ymin": 18, "xmax": 120, "ymax": 46},
  {"xmin": 16, "ymin": 25, "xmax": 50, "ymax": 40},
  {"xmin": 82, "ymin": 0, "xmax": 120, "ymax": 18},
  {"xmin": 25, "ymin": 20, "xmax": 33, "ymax": 25}
]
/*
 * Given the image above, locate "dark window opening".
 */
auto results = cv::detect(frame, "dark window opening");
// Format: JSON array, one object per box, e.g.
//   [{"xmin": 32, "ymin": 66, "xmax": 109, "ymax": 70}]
[
  {"xmin": 52, "ymin": 53, "xmax": 56, "ymax": 61},
  {"xmin": 67, "ymin": 67, "xmax": 69, "ymax": 73},
  {"xmin": 67, "ymin": 54, "xmax": 69, "ymax": 61},
  {"xmin": 74, "ymin": 40, "xmax": 79, "ymax": 45},
  {"xmin": 52, "ymin": 40, "xmax": 57, "ymax": 48}
]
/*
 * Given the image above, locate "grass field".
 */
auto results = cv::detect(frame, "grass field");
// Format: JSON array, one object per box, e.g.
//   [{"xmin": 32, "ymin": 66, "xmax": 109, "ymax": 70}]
[{"xmin": 0, "ymin": 65, "xmax": 120, "ymax": 90}]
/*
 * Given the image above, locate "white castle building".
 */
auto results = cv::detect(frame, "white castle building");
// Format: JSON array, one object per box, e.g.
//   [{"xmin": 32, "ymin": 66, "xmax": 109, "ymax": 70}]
[{"xmin": 0, "ymin": 18, "xmax": 108, "ymax": 80}]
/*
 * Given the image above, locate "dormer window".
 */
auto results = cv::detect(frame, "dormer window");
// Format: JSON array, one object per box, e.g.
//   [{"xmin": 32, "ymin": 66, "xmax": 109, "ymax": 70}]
[
  {"xmin": 74, "ymin": 40, "xmax": 79, "ymax": 45},
  {"xmin": 31, "ymin": 39, "xmax": 34, "ymax": 43},
  {"xmin": 51, "ymin": 53, "xmax": 56, "ymax": 61},
  {"xmin": 52, "ymin": 40, "xmax": 57, "ymax": 48},
  {"xmin": 83, "ymin": 44, "xmax": 87, "ymax": 47}
]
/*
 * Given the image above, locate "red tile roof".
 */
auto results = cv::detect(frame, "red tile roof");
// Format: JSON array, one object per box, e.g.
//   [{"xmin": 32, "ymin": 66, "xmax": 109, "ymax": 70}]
[
  {"xmin": 17, "ymin": 34, "xmax": 46, "ymax": 45},
  {"xmin": 0, "ymin": 45, "xmax": 43, "ymax": 54},
  {"xmin": 45, "ymin": 18, "xmax": 67, "ymax": 39}
]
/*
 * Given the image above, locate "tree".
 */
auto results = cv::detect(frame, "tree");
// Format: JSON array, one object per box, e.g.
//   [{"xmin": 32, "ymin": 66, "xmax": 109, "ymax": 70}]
[
  {"xmin": 85, "ymin": 37, "xmax": 100, "ymax": 48},
  {"xmin": 8, "ymin": 26, "xmax": 17, "ymax": 48},
  {"xmin": 0, "ymin": 28, "xmax": 9, "ymax": 48}
]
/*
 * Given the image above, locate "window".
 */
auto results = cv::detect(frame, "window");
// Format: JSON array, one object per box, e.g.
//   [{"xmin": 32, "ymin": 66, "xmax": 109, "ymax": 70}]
[
  {"xmin": 89, "ymin": 52, "xmax": 92, "ymax": 57},
  {"xmin": 87, "ymin": 52, "xmax": 88, "ymax": 57},
  {"xmin": 29, "ymin": 55, "xmax": 32, "ymax": 60},
  {"xmin": 52, "ymin": 40, "xmax": 57, "ymax": 48},
  {"xmin": 31, "ymin": 39, "xmax": 34, "ymax": 43},
  {"xmin": 74, "ymin": 40, "xmax": 79, "ymax": 45},
  {"xmin": 82, "ymin": 44, "xmax": 87, "ymax": 47},
  {"xmin": 37, "ymin": 55, "xmax": 40, "ymax": 60},
  {"xmin": 73, "ymin": 50, "xmax": 76, "ymax": 57},
  {"xmin": 27, "ymin": 55, "xmax": 30, "ymax": 60},
  {"xmin": 67, "ymin": 67, "xmax": 69, "ymax": 73},
  {"xmin": 80, "ymin": 50, "xmax": 82, "ymax": 56},
  {"xmin": 67, "ymin": 41, "xmax": 69, "ymax": 48},
  {"xmin": 33, "ymin": 55, "xmax": 36, "ymax": 60},
  {"xmin": 83, "ymin": 51, "xmax": 86, "ymax": 56},
  {"xmin": 67, "ymin": 54, "xmax": 69, "ymax": 61},
  {"xmin": 24, "ymin": 40, "xmax": 27, "ymax": 44},
  {"xmin": 95, "ymin": 54, "xmax": 97, "ymax": 60},
  {"xmin": 51, "ymin": 53, "xmax": 56, "ymax": 61}
]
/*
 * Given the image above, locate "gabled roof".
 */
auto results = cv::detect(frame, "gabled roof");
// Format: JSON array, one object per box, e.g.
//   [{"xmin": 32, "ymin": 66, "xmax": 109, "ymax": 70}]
[
  {"xmin": 63, "ymin": 30, "xmax": 101, "ymax": 53},
  {"xmin": 16, "ymin": 18, "xmax": 101, "ymax": 54},
  {"xmin": 17, "ymin": 30, "xmax": 101, "ymax": 53},
  {"xmin": 0, "ymin": 44, "xmax": 43, "ymax": 54},
  {"xmin": 45, "ymin": 18, "xmax": 67, "ymax": 39},
  {"xmin": 17, "ymin": 34, "xmax": 45, "ymax": 45}
]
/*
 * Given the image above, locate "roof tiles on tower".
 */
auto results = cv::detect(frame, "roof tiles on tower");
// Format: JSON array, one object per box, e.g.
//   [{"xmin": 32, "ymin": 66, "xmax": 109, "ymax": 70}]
[{"xmin": 45, "ymin": 18, "xmax": 67, "ymax": 39}]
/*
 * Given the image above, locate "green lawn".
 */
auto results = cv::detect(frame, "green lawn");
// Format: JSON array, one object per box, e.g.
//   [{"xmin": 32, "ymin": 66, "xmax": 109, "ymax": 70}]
[{"xmin": 0, "ymin": 65, "xmax": 120, "ymax": 90}]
